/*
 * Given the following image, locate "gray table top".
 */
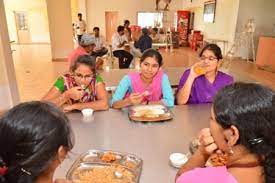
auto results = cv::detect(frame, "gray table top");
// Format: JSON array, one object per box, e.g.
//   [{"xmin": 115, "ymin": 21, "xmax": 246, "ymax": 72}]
[{"xmin": 54, "ymin": 104, "xmax": 211, "ymax": 183}]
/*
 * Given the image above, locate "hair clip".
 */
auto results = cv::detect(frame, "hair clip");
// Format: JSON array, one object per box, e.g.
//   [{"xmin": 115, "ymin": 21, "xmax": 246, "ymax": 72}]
[
  {"xmin": 0, "ymin": 166, "xmax": 8, "ymax": 176},
  {"xmin": 15, "ymin": 153, "xmax": 25, "ymax": 157},
  {"xmin": 21, "ymin": 168, "xmax": 31, "ymax": 176},
  {"xmin": 249, "ymin": 137, "xmax": 264, "ymax": 145}
]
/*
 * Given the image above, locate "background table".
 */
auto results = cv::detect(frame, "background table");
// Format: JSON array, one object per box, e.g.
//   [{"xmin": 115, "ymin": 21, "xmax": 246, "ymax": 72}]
[
  {"xmin": 54, "ymin": 104, "xmax": 211, "ymax": 183},
  {"xmin": 99, "ymin": 67, "xmax": 185, "ymax": 91},
  {"xmin": 99, "ymin": 67, "xmax": 256, "ymax": 92}
]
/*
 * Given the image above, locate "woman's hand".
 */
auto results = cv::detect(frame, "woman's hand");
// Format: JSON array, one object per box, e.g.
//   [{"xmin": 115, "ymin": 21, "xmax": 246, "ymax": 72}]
[
  {"xmin": 175, "ymin": 128, "xmax": 218, "ymax": 182},
  {"xmin": 128, "ymin": 93, "xmax": 144, "ymax": 105},
  {"xmin": 62, "ymin": 104, "xmax": 76, "ymax": 113},
  {"xmin": 198, "ymin": 128, "xmax": 218, "ymax": 156},
  {"xmin": 64, "ymin": 86, "xmax": 84, "ymax": 101}
]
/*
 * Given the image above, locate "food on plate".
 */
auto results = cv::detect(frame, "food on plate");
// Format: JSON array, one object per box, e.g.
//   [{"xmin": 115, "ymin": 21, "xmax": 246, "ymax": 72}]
[
  {"xmin": 132, "ymin": 105, "xmax": 166, "ymax": 118},
  {"xmin": 74, "ymin": 165, "xmax": 135, "ymax": 183},
  {"xmin": 101, "ymin": 152, "xmax": 117, "ymax": 163},
  {"xmin": 124, "ymin": 161, "xmax": 137, "ymax": 169}
]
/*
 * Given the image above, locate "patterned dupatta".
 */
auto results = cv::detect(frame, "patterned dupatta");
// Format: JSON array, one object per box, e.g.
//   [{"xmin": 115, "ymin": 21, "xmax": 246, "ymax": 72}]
[{"xmin": 62, "ymin": 73, "xmax": 96, "ymax": 103}]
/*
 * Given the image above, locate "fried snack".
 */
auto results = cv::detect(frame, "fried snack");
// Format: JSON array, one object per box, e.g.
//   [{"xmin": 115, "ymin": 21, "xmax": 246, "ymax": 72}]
[
  {"xmin": 209, "ymin": 153, "xmax": 229, "ymax": 166},
  {"xmin": 74, "ymin": 165, "xmax": 135, "ymax": 183},
  {"xmin": 101, "ymin": 152, "xmax": 117, "ymax": 163},
  {"xmin": 125, "ymin": 161, "xmax": 137, "ymax": 169}
]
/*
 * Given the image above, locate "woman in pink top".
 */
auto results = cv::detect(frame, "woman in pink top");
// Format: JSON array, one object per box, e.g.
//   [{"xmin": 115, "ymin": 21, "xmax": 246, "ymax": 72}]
[
  {"xmin": 176, "ymin": 83, "xmax": 275, "ymax": 183},
  {"xmin": 111, "ymin": 49, "xmax": 174, "ymax": 109},
  {"xmin": 68, "ymin": 33, "xmax": 95, "ymax": 68}
]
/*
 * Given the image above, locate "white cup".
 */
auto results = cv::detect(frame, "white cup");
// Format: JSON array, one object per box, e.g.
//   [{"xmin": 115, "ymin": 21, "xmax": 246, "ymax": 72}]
[
  {"xmin": 81, "ymin": 108, "xmax": 94, "ymax": 117},
  {"xmin": 169, "ymin": 153, "xmax": 188, "ymax": 168}
]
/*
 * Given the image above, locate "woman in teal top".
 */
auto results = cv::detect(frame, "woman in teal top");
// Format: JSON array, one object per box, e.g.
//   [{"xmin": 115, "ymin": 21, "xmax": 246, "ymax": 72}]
[
  {"xmin": 43, "ymin": 55, "xmax": 108, "ymax": 112},
  {"xmin": 111, "ymin": 49, "xmax": 174, "ymax": 108}
]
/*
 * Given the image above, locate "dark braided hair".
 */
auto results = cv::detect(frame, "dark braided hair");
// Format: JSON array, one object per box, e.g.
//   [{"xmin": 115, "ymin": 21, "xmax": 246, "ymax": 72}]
[
  {"xmin": 140, "ymin": 49, "xmax": 163, "ymax": 67},
  {"xmin": 199, "ymin": 43, "xmax": 223, "ymax": 60},
  {"xmin": 70, "ymin": 55, "xmax": 97, "ymax": 79},
  {"xmin": 213, "ymin": 82, "xmax": 275, "ymax": 183},
  {"xmin": 0, "ymin": 101, "xmax": 74, "ymax": 183}
]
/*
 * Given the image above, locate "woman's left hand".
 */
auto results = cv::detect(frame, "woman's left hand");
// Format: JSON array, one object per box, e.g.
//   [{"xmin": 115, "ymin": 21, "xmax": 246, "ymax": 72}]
[
  {"xmin": 198, "ymin": 128, "xmax": 218, "ymax": 156},
  {"xmin": 62, "ymin": 104, "xmax": 75, "ymax": 113}
]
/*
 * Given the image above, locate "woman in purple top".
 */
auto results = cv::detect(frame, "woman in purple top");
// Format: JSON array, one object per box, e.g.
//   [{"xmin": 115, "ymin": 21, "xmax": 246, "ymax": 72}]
[{"xmin": 176, "ymin": 44, "xmax": 233, "ymax": 104}]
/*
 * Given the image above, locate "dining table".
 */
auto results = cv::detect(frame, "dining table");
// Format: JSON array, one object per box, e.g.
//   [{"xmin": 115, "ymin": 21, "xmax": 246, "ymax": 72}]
[{"xmin": 54, "ymin": 104, "xmax": 212, "ymax": 183}]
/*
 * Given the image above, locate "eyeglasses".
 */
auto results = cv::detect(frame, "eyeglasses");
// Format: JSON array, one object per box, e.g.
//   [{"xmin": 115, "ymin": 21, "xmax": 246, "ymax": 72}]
[
  {"xmin": 74, "ymin": 73, "xmax": 93, "ymax": 80},
  {"xmin": 200, "ymin": 56, "xmax": 218, "ymax": 61}
]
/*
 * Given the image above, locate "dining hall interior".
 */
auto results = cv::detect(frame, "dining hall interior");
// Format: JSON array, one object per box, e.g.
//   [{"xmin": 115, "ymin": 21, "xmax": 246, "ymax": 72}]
[{"xmin": 0, "ymin": 0, "xmax": 275, "ymax": 183}]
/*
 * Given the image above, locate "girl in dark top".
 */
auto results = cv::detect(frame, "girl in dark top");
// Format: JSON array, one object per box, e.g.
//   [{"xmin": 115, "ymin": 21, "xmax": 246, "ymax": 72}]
[{"xmin": 0, "ymin": 101, "xmax": 74, "ymax": 183}]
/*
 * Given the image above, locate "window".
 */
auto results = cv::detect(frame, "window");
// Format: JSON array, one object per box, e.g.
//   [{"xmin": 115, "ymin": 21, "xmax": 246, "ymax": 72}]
[
  {"xmin": 137, "ymin": 12, "xmax": 163, "ymax": 28},
  {"xmin": 203, "ymin": 1, "xmax": 216, "ymax": 23},
  {"xmin": 15, "ymin": 12, "xmax": 28, "ymax": 30}
]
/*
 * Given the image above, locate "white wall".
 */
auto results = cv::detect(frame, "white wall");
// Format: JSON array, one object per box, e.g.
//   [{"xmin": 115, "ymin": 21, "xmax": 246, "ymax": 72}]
[
  {"xmin": 4, "ymin": 0, "xmax": 50, "ymax": 43},
  {"xmin": 71, "ymin": 0, "xmax": 87, "ymax": 24},
  {"xmin": 0, "ymin": 0, "xmax": 20, "ymax": 110},
  {"xmin": 235, "ymin": 0, "xmax": 275, "ymax": 59},
  {"xmin": 46, "ymin": 0, "xmax": 74, "ymax": 59},
  {"xmin": 86, "ymin": 0, "xmax": 183, "ymax": 37},
  {"xmin": 182, "ymin": 0, "xmax": 240, "ymax": 53}
]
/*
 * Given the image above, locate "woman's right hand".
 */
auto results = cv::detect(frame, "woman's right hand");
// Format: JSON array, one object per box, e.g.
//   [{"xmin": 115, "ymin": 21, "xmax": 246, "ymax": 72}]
[
  {"xmin": 198, "ymin": 128, "xmax": 218, "ymax": 156},
  {"xmin": 128, "ymin": 93, "xmax": 144, "ymax": 105},
  {"xmin": 64, "ymin": 86, "xmax": 84, "ymax": 101}
]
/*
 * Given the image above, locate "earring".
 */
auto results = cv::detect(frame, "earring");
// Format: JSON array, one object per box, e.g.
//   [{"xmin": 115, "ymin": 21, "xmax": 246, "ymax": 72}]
[{"xmin": 229, "ymin": 147, "xmax": 234, "ymax": 155}]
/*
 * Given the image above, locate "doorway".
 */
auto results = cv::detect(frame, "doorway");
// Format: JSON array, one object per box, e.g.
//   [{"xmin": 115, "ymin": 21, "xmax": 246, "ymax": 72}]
[
  {"xmin": 105, "ymin": 11, "xmax": 118, "ymax": 43},
  {"xmin": 14, "ymin": 11, "xmax": 31, "ymax": 44}
]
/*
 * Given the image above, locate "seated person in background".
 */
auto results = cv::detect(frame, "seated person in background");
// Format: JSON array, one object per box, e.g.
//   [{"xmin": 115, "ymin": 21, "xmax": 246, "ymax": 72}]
[
  {"xmin": 176, "ymin": 44, "xmax": 233, "ymax": 104},
  {"xmin": 150, "ymin": 27, "xmax": 160, "ymax": 43},
  {"xmin": 176, "ymin": 82, "xmax": 275, "ymax": 183},
  {"xmin": 111, "ymin": 49, "xmax": 174, "ymax": 109},
  {"xmin": 133, "ymin": 28, "xmax": 152, "ymax": 54},
  {"xmin": 124, "ymin": 19, "xmax": 132, "ymax": 41},
  {"xmin": 68, "ymin": 33, "xmax": 95, "ymax": 68},
  {"xmin": 91, "ymin": 27, "xmax": 108, "ymax": 57},
  {"xmin": 43, "ymin": 55, "xmax": 108, "ymax": 112},
  {"xmin": 112, "ymin": 25, "xmax": 133, "ymax": 69},
  {"xmin": 0, "ymin": 101, "xmax": 74, "ymax": 183}
]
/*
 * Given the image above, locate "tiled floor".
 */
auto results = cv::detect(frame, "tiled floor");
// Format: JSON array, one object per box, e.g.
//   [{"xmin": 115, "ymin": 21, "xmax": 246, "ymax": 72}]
[{"xmin": 11, "ymin": 44, "xmax": 275, "ymax": 102}]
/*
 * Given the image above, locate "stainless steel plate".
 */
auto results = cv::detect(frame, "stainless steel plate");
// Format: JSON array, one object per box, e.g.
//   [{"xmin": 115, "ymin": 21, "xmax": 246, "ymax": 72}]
[
  {"xmin": 66, "ymin": 150, "xmax": 142, "ymax": 183},
  {"xmin": 129, "ymin": 104, "xmax": 173, "ymax": 122}
]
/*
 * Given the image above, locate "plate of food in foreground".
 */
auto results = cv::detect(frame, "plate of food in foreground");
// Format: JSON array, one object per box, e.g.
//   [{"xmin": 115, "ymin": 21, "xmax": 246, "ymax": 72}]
[
  {"xmin": 129, "ymin": 104, "xmax": 173, "ymax": 122},
  {"xmin": 66, "ymin": 149, "xmax": 142, "ymax": 183}
]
